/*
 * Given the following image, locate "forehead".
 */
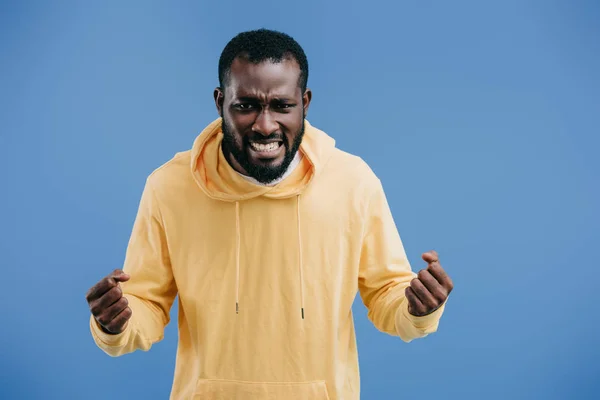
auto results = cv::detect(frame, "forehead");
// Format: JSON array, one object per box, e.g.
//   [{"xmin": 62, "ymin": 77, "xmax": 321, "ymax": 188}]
[{"xmin": 227, "ymin": 57, "xmax": 302, "ymax": 99}]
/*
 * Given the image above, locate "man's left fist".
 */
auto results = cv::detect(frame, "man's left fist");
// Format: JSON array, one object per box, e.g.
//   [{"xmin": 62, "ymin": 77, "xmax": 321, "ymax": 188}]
[{"xmin": 405, "ymin": 250, "xmax": 454, "ymax": 316}]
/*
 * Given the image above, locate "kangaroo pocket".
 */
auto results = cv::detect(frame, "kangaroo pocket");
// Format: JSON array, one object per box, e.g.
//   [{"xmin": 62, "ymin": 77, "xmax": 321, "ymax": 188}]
[{"xmin": 192, "ymin": 378, "xmax": 331, "ymax": 399}]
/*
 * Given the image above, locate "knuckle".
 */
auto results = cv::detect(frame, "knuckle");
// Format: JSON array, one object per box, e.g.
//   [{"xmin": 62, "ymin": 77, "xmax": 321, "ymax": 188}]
[
  {"xmin": 104, "ymin": 322, "xmax": 117, "ymax": 333},
  {"xmin": 425, "ymin": 297, "xmax": 438, "ymax": 308},
  {"xmin": 109, "ymin": 286, "xmax": 121, "ymax": 300},
  {"xmin": 434, "ymin": 289, "xmax": 447, "ymax": 302},
  {"xmin": 97, "ymin": 314, "xmax": 109, "ymax": 326},
  {"xmin": 90, "ymin": 303, "xmax": 102, "ymax": 316},
  {"xmin": 108, "ymin": 285, "xmax": 121, "ymax": 297}
]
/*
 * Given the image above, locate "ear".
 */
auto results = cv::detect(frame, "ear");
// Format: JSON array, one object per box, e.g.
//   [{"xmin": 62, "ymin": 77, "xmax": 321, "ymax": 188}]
[
  {"xmin": 214, "ymin": 87, "xmax": 224, "ymax": 117},
  {"xmin": 302, "ymin": 88, "xmax": 312, "ymax": 117}
]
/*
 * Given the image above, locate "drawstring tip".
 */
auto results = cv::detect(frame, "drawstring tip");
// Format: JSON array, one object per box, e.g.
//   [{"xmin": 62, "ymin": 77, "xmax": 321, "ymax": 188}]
[
  {"xmin": 301, "ymin": 308, "xmax": 305, "ymax": 320},
  {"xmin": 236, "ymin": 302, "xmax": 239, "ymax": 314}
]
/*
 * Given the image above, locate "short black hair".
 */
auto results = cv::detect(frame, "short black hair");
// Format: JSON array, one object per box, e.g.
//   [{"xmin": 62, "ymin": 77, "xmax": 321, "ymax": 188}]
[{"xmin": 218, "ymin": 28, "xmax": 309, "ymax": 93}]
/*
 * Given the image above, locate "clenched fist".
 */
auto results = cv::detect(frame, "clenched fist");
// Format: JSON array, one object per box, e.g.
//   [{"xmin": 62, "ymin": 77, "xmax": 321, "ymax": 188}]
[
  {"xmin": 86, "ymin": 269, "xmax": 132, "ymax": 334},
  {"xmin": 406, "ymin": 251, "xmax": 454, "ymax": 317}
]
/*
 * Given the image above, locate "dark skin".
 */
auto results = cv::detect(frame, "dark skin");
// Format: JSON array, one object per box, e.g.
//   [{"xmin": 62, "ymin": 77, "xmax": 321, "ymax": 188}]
[
  {"xmin": 86, "ymin": 269, "xmax": 131, "ymax": 334},
  {"xmin": 85, "ymin": 59, "xmax": 453, "ymax": 333},
  {"xmin": 214, "ymin": 57, "xmax": 311, "ymax": 179},
  {"xmin": 407, "ymin": 251, "xmax": 454, "ymax": 316}
]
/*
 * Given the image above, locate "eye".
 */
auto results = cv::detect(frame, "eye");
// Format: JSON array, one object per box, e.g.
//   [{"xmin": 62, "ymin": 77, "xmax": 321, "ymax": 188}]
[
  {"xmin": 274, "ymin": 103, "xmax": 295, "ymax": 111},
  {"xmin": 236, "ymin": 103, "xmax": 255, "ymax": 110}
]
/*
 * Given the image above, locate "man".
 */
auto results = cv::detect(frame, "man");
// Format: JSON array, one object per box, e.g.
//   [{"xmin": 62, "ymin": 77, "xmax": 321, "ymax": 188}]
[{"xmin": 86, "ymin": 29, "xmax": 453, "ymax": 400}]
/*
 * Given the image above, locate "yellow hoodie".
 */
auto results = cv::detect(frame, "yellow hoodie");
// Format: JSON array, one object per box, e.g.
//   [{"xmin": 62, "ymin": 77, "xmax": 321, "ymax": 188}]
[{"xmin": 89, "ymin": 118, "xmax": 446, "ymax": 399}]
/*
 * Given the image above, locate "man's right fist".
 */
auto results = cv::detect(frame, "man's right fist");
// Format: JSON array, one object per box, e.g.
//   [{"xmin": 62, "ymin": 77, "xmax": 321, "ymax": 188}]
[{"xmin": 86, "ymin": 269, "xmax": 132, "ymax": 334}]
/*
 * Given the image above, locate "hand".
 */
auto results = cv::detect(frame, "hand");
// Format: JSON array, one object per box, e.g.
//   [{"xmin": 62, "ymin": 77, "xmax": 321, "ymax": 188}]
[
  {"xmin": 406, "ymin": 250, "xmax": 454, "ymax": 316},
  {"xmin": 86, "ymin": 269, "xmax": 132, "ymax": 334}
]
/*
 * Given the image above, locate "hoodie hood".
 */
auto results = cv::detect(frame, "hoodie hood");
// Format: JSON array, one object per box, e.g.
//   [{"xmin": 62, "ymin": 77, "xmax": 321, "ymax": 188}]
[{"xmin": 190, "ymin": 117, "xmax": 335, "ymax": 202}]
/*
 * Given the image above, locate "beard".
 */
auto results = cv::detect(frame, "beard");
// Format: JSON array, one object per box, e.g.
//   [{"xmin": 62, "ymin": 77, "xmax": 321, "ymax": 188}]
[{"xmin": 221, "ymin": 115, "xmax": 305, "ymax": 184}]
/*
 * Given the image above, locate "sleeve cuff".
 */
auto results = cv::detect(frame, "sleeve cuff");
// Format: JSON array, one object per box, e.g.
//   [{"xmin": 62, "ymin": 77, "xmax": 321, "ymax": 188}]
[
  {"xmin": 89, "ymin": 314, "xmax": 130, "ymax": 347},
  {"xmin": 399, "ymin": 299, "xmax": 447, "ymax": 330}
]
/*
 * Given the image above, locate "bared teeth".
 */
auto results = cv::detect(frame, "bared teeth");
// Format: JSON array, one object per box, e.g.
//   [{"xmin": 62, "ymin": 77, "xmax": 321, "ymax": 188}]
[{"xmin": 250, "ymin": 142, "xmax": 280, "ymax": 152}]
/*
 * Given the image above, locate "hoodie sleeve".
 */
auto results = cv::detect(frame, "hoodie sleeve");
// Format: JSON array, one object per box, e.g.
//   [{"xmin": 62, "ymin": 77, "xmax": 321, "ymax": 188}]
[
  {"xmin": 358, "ymin": 178, "xmax": 446, "ymax": 343},
  {"xmin": 90, "ymin": 177, "xmax": 177, "ymax": 356}
]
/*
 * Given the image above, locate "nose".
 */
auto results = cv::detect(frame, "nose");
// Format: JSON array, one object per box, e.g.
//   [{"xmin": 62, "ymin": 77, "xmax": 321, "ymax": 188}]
[{"xmin": 252, "ymin": 110, "xmax": 279, "ymax": 136}]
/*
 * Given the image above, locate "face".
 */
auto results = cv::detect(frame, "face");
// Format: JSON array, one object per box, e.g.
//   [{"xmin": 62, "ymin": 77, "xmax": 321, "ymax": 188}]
[{"xmin": 215, "ymin": 57, "xmax": 312, "ymax": 184}]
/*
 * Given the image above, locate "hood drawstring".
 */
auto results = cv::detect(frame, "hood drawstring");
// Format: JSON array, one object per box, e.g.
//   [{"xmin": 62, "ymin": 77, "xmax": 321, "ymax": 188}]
[
  {"xmin": 235, "ymin": 201, "xmax": 240, "ymax": 315},
  {"xmin": 297, "ymin": 195, "xmax": 305, "ymax": 319},
  {"xmin": 233, "ymin": 196, "xmax": 306, "ymax": 320}
]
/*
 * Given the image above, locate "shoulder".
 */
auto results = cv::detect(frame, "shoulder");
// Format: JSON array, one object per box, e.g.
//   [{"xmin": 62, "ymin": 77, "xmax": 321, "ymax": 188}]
[
  {"xmin": 145, "ymin": 150, "xmax": 194, "ymax": 194},
  {"xmin": 325, "ymin": 147, "xmax": 381, "ymax": 191}
]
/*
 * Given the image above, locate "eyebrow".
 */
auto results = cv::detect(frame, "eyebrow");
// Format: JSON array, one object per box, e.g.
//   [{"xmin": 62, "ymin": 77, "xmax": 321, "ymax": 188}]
[{"xmin": 236, "ymin": 96, "xmax": 294, "ymax": 103}]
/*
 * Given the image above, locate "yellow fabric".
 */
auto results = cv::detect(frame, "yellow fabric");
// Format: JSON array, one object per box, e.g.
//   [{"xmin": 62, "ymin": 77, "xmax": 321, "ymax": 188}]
[{"xmin": 89, "ymin": 117, "xmax": 447, "ymax": 399}]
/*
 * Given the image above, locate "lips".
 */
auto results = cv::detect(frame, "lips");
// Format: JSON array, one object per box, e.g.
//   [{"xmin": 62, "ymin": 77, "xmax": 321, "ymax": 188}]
[
  {"xmin": 249, "ymin": 141, "xmax": 281, "ymax": 152},
  {"xmin": 247, "ymin": 139, "xmax": 284, "ymax": 159}
]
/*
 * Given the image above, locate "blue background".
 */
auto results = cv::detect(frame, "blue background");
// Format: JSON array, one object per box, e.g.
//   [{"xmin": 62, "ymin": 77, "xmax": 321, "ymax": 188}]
[{"xmin": 1, "ymin": 1, "xmax": 599, "ymax": 399}]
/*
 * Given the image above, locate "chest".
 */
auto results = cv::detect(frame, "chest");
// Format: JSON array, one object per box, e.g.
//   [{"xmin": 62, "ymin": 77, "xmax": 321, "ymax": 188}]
[{"xmin": 165, "ymin": 185, "xmax": 366, "ymax": 315}]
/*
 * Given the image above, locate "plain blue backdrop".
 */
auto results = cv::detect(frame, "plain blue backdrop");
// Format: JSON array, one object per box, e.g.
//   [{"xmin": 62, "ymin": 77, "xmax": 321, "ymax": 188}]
[{"xmin": 1, "ymin": 1, "xmax": 599, "ymax": 399}]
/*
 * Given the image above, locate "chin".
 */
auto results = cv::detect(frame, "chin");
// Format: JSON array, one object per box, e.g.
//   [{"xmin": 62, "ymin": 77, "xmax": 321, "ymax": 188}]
[
  {"xmin": 248, "ymin": 154, "xmax": 285, "ymax": 167},
  {"xmin": 258, "ymin": 158, "xmax": 284, "ymax": 167}
]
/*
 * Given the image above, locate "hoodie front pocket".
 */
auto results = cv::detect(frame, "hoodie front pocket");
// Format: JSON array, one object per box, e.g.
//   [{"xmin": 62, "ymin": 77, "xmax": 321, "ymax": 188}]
[{"xmin": 192, "ymin": 378, "xmax": 331, "ymax": 400}]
